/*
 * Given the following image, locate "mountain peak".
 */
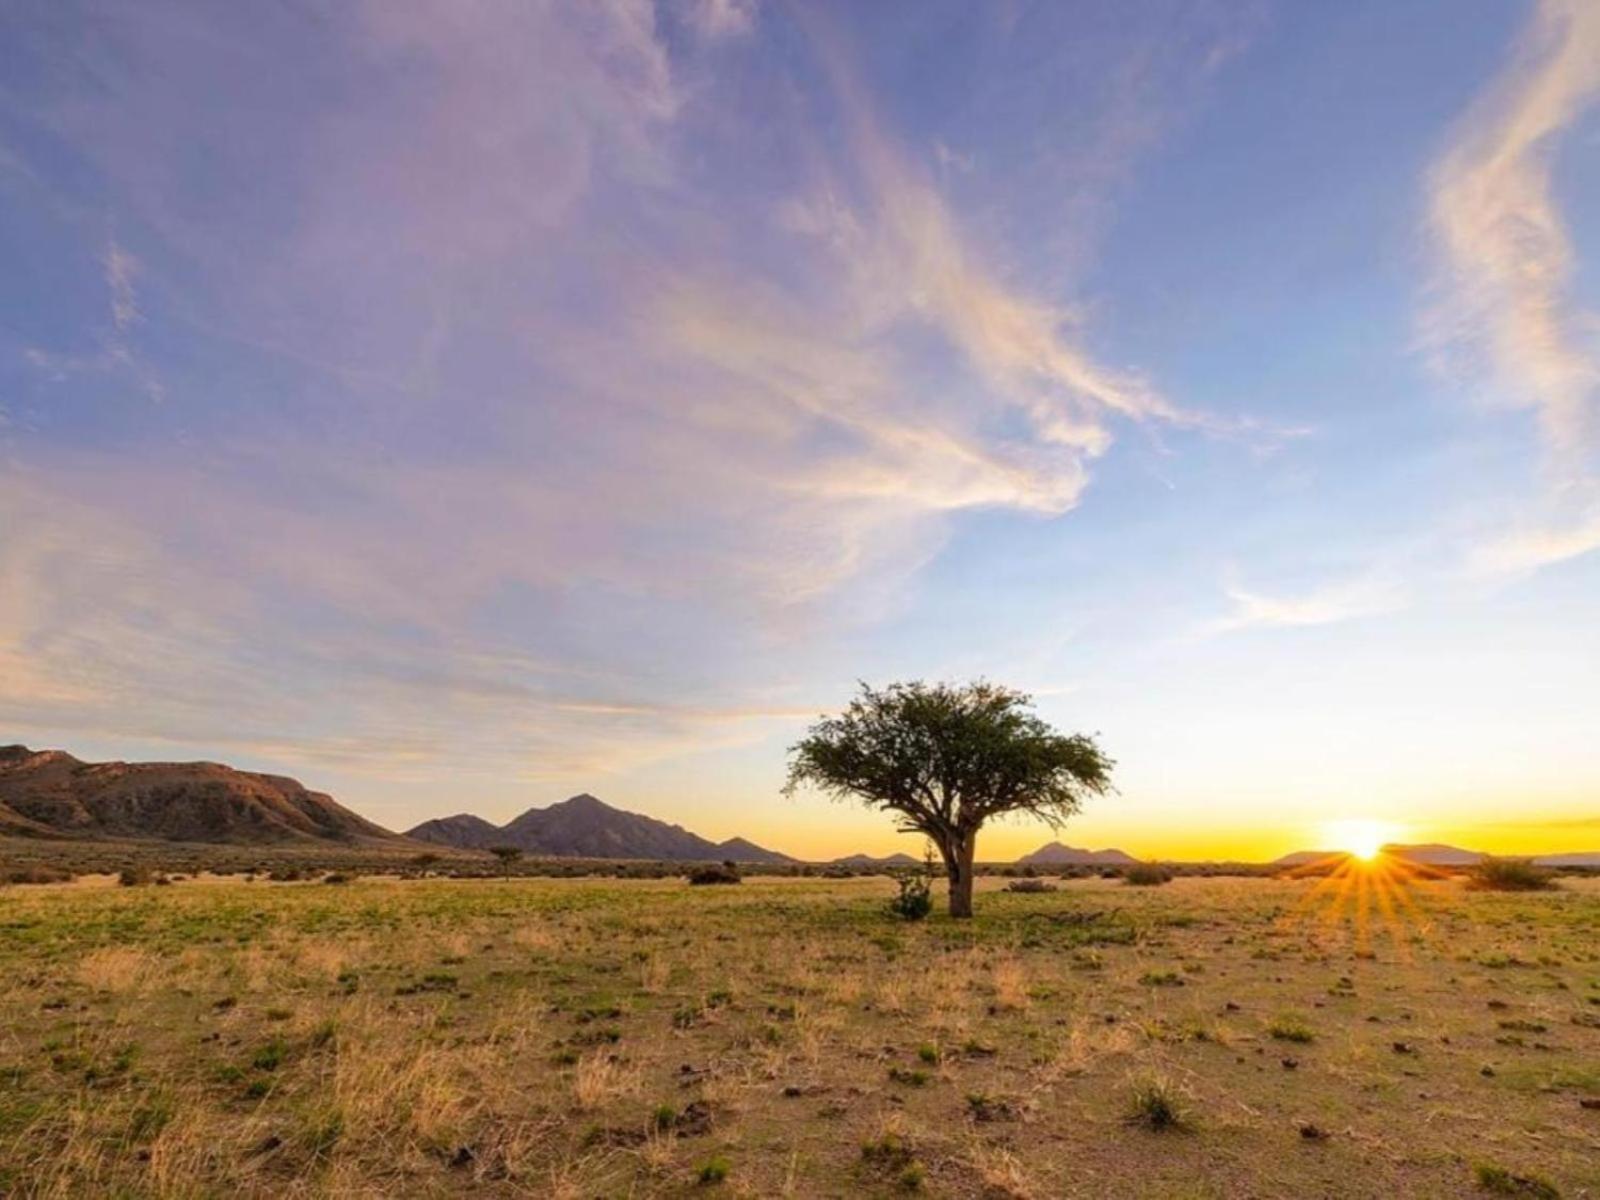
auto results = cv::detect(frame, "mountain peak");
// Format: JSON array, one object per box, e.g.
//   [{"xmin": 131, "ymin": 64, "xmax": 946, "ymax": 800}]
[
  {"xmin": 1018, "ymin": 842, "xmax": 1138, "ymax": 866},
  {"xmin": 411, "ymin": 793, "xmax": 796, "ymax": 862}
]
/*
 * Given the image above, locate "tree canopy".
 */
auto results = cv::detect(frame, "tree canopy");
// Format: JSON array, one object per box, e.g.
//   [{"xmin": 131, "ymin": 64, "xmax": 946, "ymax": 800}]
[{"xmin": 785, "ymin": 680, "xmax": 1113, "ymax": 916}]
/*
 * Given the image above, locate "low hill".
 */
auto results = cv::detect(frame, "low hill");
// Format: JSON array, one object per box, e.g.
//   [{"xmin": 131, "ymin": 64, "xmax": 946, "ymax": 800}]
[
  {"xmin": 408, "ymin": 794, "xmax": 792, "ymax": 862},
  {"xmin": 1532, "ymin": 852, "xmax": 1600, "ymax": 867},
  {"xmin": 0, "ymin": 745, "xmax": 399, "ymax": 845},
  {"xmin": 1272, "ymin": 849, "xmax": 1351, "ymax": 867},
  {"xmin": 715, "ymin": 837, "xmax": 796, "ymax": 864},
  {"xmin": 832, "ymin": 852, "xmax": 921, "ymax": 868},
  {"xmin": 1274, "ymin": 845, "xmax": 1600, "ymax": 869},
  {"xmin": 1385, "ymin": 843, "xmax": 1484, "ymax": 866},
  {"xmin": 403, "ymin": 813, "xmax": 503, "ymax": 850},
  {"xmin": 1018, "ymin": 841, "xmax": 1138, "ymax": 867}
]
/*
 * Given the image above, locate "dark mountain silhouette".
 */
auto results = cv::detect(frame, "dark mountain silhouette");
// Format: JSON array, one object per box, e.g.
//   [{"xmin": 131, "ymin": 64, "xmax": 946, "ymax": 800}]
[
  {"xmin": 1274, "ymin": 844, "xmax": 1484, "ymax": 868},
  {"xmin": 833, "ymin": 852, "xmax": 921, "ymax": 867},
  {"xmin": 716, "ymin": 837, "xmax": 796, "ymax": 864},
  {"xmin": 0, "ymin": 745, "xmax": 399, "ymax": 845},
  {"xmin": 1533, "ymin": 851, "xmax": 1600, "ymax": 867},
  {"xmin": 404, "ymin": 813, "xmax": 502, "ymax": 850},
  {"xmin": 407, "ymin": 793, "xmax": 792, "ymax": 862},
  {"xmin": 1017, "ymin": 841, "xmax": 1138, "ymax": 866},
  {"xmin": 1273, "ymin": 851, "xmax": 1350, "ymax": 870},
  {"xmin": 1272, "ymin": 849, "xmax": 1351, "ymax": 867},
  {"xmin": 1276, "ymin": 844, "xmax": 1600, "ymax": 869},
  {"xmin": 1385, "ymin": 843, "xmax": 1483, "ymax": 866}
]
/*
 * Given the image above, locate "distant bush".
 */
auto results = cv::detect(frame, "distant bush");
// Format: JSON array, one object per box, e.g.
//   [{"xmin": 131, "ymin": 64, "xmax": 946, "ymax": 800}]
[
  {"xmin": 3, "ymin": 866, "xmax": 73, "ymax": 885},
  {"xmin": 687, "ymin": 863, "xmax": 741, "ymax": 886},
  {"xmin": 1124, "ymin": 863, "xmax": 1173, "ymax": 887},
  {"xmin": 1005, "ymin": 878, "xmax": 1057, "ymax": 894},
  {"xmin": 1467, "ymin": 858, "xmax": 1554, "ymax": 892},
  {"xmin": 118, "ymin": 866, "xmax": 151, "ymax": 887},
  {"xmin": 614, "ymin": 862, "xmax": 673, "ymax": 879},
  {"xmin": 267, "ymin": 867, "xmax": 306, "ymax": 882},
  {"xmin": 323, "ymin": 872, "xmax": 352, "ymax": 885}
]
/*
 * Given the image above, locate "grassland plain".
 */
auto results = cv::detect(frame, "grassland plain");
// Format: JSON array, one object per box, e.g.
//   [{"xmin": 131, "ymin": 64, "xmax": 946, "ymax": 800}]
[{"xmin": 1, "ymin": 873, "xmax": 1597, "ymax": 1198}]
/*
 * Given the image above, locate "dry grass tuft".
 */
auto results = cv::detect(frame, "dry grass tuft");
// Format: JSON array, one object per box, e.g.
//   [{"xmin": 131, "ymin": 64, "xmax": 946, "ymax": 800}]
[
  {"xmin": 992, "ymin": 958, "xmax": 1030, "ymax": 1011},
  {"xmin": 571, "ymin": 1051, "xmax": 640, "ymax": 1111},
  {"xmin": 74, "ymin": 946, "xmax": 154, "ymax": 993}
]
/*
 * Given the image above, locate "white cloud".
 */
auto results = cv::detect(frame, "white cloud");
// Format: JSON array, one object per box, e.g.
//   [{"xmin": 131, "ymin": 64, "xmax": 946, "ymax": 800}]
[
  {"xmin": 0, "ymin": 3, "xmax": 1237, "ymax": 804},
  {"xmin": 1209, "ymin": 573, "xmax": 1407, "ymax": 634},
  {"xmin": 686, "ymin": 0, "xmax": 756, "ymax": 41},
  {"xmin": 1470, "ymin": 506, "xmax": 1600, "ymax": 574},
  {"xmin": 1427, "ymin": 0, "xmax": 1600, "ymax": 466},
  {"xmin": 1426, "ymin": 0, "xmax": 1600, "ymax": 576},
  {"xmin": 102, "ymin": 237, "xmax": 140, "ymax": 333}
]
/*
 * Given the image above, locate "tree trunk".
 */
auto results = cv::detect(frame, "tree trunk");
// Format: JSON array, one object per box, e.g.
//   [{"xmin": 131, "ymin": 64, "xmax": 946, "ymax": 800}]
[{"xmin": 946, "ymin": 830, "xmax": 977, "ymax": 918}]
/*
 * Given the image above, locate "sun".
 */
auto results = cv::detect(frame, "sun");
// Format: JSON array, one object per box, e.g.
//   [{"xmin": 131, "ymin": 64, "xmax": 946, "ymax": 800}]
[{"xmin": 1324, "ymin": 818, "xmax": 1395, "ymax": 862}]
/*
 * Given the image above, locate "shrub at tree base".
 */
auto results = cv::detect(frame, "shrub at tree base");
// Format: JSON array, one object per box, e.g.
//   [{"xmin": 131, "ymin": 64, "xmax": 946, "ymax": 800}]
[{"xmin": 888, "ymin": 870, "xmax": 933, "ymax": 919}]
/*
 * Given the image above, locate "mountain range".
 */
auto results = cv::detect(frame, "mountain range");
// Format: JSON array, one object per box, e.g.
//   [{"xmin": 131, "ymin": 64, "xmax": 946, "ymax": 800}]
[
  {"xmin": 832, "ymin": 852, "xmax": 922, "ymax": 867},
  {"xmin": 1272, "ymin": 843, "xmax": 1600, "ymax": 868},
  {"xmin": 5, "ymin": 744, "xmax": 1595, "ymax": 868},
  {"xmin": 1017, "ymin": 841, "xmax": 1139, "ymax": 866},
  {"xmin": 406, "ymin": 794, "xmax": 794, "ymax": 863},
  {"xmin": 0, "ymin": 745, "xmax": 396, "ymax": 844}
]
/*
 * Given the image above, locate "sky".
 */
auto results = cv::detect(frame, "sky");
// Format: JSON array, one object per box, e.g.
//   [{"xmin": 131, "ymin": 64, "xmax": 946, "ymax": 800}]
[{"xmin": 2, "ymin": 0, "xmax": 1598, "ymax": 862}]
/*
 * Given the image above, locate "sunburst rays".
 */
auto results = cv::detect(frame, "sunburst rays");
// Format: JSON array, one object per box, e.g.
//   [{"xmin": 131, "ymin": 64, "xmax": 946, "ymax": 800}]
[{"xmin": 1280, "ymin": 851, "xmax": 1445, "ymax": 955}]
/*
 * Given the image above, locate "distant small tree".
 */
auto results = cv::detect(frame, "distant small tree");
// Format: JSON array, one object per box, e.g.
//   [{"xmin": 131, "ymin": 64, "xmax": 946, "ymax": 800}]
[
  {"xmin": 489, "ymin": 845, "xmax": 523, "ymax": 879},
  {"xmin": 785, "ymin": 681, "xmax": 1114, "ymax": 918}
]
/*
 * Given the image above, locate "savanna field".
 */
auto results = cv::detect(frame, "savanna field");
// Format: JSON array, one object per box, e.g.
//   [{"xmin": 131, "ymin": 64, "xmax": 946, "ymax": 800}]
[{"xmin": 2, "ymin": 871, "xmax": 1597, "ymax": 1198}]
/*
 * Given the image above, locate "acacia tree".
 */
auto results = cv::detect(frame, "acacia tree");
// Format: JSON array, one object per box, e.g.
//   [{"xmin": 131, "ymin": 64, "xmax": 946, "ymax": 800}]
[
  {"xmin": 489, "ymin": 845, "xmax": 523, "ymax": 880},
  {"xmin": 785, "ymin": 681, "xmax": 1113, "ymax": 917}
]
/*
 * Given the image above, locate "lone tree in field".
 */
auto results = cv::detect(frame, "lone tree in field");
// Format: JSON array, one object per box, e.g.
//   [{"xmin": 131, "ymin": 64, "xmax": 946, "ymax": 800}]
[
  {"xmin": 489, "ymin": 845, "xmax": 522, "ymax": 880},
  {"xmin": 785, "ymin": 681, "xmax": 1113, "ymax": 918}
]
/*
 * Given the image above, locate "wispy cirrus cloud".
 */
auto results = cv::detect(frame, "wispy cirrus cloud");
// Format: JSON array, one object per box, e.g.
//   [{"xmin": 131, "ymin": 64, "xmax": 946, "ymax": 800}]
[
  {"xmin": 102, "ymin": 238, "xmax": 140, "ymax": 333},
  {"xmin": 1208, "ymin": 572, "xmax": 1407, "ymax": 634},
  {"xmin": 0, "ymin": 1, "xmax": 1249, "ymax": 810},
  {"xmin": 1469, "ymin": 507, "xmax": 1600, "ymax": 575},
  {"xmin": 1427, "ymin": 0, "xmax": 1600, "ymax": 573},
  {"xmin": 1427, "ymin": 0, "xmax": 1600, "ymax": 464},
  {"xmin": 686, "ymin": 0, "xmax": 756, "ymax": 41}
]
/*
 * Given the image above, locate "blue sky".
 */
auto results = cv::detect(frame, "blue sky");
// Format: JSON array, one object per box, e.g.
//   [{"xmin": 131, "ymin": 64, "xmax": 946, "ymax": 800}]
[{"xmin": 2, "ymin": 0, "xmax": 1597, "ymax": 859}]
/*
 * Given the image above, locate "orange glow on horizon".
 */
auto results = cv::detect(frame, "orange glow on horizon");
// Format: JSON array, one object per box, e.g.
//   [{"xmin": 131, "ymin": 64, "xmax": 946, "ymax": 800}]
[{"xmin": 714, "ymin": 815, "xmax": 1592, "ymax": 865}]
